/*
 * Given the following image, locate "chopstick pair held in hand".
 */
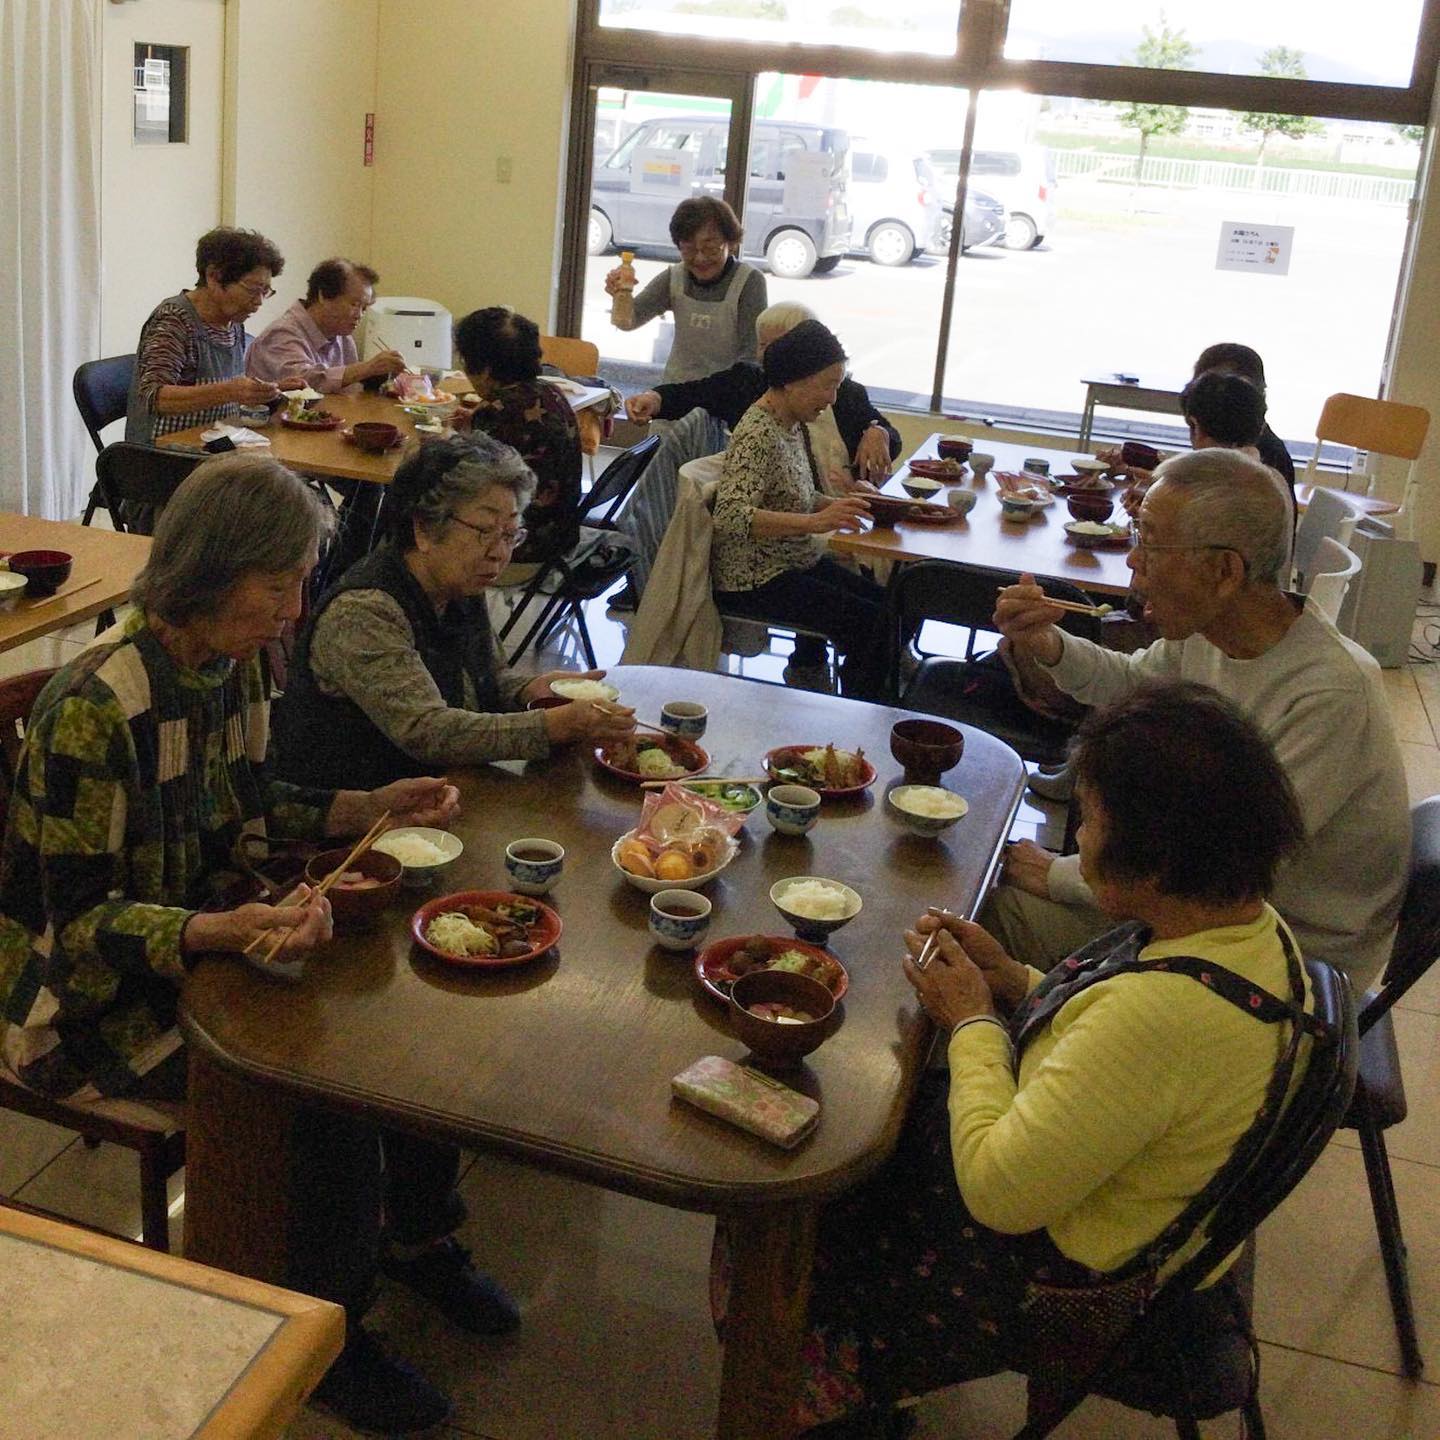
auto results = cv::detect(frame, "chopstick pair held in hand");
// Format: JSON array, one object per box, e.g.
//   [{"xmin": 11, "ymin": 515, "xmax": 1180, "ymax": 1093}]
[{"xmin": 245, "ymin": 811, "xmax": 392, "ymax": 966}]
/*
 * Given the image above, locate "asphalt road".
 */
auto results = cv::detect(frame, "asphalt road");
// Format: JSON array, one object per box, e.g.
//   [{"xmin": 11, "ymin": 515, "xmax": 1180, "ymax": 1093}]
[{"xmin": 581, "ymin": 177, "xmax": 1409, "ymax": 444}]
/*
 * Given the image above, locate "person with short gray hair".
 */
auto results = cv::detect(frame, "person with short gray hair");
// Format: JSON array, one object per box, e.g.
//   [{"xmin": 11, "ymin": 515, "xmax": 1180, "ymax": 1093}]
[
  {"xmin": 987, "ymin": 446, "xmax": 1410, "ymax": 989},
  {"xmin": 274, "ymin": 432, "xmax": 635, "ymax": 790}
]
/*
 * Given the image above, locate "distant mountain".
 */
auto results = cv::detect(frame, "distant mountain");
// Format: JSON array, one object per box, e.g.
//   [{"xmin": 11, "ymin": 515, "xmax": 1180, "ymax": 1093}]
[{"xmin": 1007, "ymin": 29, "xmax": 1397, "ymax": 88}]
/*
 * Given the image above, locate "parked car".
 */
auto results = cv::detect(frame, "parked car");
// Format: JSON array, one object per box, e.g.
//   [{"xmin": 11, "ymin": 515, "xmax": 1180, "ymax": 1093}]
[
  {"xmin": 928, "ymin": 144, "xmax": 1057, "ymax": 250},
  {"xmin": 934, "ymin": 186, "xmax": 1009, "ymax": 254},
  {"xmin": 845, "ymin": 142, "xmax": 945, "ymax": 265},
  {"xmin": 588, "ymin": 115, "xmax": 852, "ymax": 279}
]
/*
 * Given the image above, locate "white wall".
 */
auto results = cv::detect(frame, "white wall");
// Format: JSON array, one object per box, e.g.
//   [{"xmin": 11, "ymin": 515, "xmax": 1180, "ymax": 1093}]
[
  {"xmin": 223, "ymin": 0, "xmax": 381, "ymax": 333},
  {"xmin": 100, "ymin": 0, "xmax": 227, "ymax": 357}
]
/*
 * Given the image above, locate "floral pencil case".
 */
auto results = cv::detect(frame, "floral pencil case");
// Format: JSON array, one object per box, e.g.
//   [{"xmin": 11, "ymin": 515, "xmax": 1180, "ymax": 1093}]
[{"xmin": 671, "ymin": 1055, "xmax": 820, "ymax": 1149}]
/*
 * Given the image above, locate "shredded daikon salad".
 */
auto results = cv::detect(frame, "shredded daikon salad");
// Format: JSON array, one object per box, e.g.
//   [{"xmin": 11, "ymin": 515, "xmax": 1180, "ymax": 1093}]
[{"xmin": 425, "ymin": 912, "xmax": 497, "ymax": 957}]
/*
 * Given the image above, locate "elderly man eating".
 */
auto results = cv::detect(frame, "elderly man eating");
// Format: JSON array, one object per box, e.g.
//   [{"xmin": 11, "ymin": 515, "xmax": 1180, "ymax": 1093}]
[
  {"xmin": 990, "ymin": 447, "xmax": 1409, "ymax": 990},
  {"xmin": 247, "ymin": 257, "xmax": 405, "ymax": 393}
]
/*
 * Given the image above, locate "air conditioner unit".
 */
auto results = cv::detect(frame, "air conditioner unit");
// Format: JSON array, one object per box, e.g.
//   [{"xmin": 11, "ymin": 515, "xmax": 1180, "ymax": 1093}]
[
  {"xmin": 1336, "ymin": 518, "xmax": 1422, "ymax": 668},
  {"xmin": 363, "ymin": 297, "xmax": 453, "ymax": 372}
]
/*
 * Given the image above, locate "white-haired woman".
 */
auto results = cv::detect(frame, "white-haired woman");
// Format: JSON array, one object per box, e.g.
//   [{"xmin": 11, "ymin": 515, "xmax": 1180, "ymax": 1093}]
[{"xmin": 0, "ymin": 453, "xmax": 497, "ymax": 1433}]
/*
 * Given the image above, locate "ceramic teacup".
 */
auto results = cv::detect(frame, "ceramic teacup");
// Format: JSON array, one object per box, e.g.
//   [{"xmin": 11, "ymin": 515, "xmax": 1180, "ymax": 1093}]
[
  {"xmin": 766, "ymin": 784, "xmax": 822, "ymax": 835},
  {"xmin": 1021, "ymin": 457, "xmax": 1051, "ymax": 476},
  {"xmin": 504, "ymin": 838, "xmax": 565, "ymax": 896},
  {"xmin": 660, "ymin": 701, "xmax": 708, "ymax": 740},
  {"xmin": 969, "ymin": 452, "xmax": 995, "ymax": 479},
  {"xmin": 946, "ymin": 487, "xmax": 978, "ymax": 516},
  {"xmin": 648, "ymin": 889, "xmax": 713, "ymax": 952}
]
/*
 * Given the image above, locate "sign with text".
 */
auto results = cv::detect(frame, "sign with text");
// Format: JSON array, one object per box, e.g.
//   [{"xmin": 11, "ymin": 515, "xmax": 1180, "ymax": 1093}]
[
  {"xmin": 1215, "ymin": 221, "xmax": 1294, "ymax": 276},
  {"xmin": 630, "ymin": 147, "xmax": 696, "ymax": 198}
]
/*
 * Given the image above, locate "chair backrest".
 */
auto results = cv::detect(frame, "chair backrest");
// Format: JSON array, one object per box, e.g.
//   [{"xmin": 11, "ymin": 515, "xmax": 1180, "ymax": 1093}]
[
  {"xmin": 1314, "ymin": 393, "xmax": 1430, "ymax": 463},
  {"xmin": 1165, "ymin": 958, "xmax": 1357, "ymax": 1294},
  {"xmin": 72, "ymin": 356, "xmax": 136, "ymax": 453},
  {"xmin": 0, "ymin": 669, "xmax": 59, "ymax": 835},
  {"xmin": 1305, "ymin": 535, "xmax": 1362, "ymax": 624},
  {"xmin": 581, "ymin": 433, "xmax": 661, "ymax": 526},
  {"xmin": 1364, "ymin": 795, "xmax": 1440, "ymax": 1034},
  {"xmin": 94, "ymin": 443, "xmax": 205, "ymax": 532},
  {"xmin": 1291, "ymin": 486, "xmax": 1361, "ymax": 591},
  {"xmin": 540, "ymin": 335, "xmax": 601, "ymax": 378},
  {"xmin": 679, "ymin": 452, "xmax": 726, "ymax": 498}
]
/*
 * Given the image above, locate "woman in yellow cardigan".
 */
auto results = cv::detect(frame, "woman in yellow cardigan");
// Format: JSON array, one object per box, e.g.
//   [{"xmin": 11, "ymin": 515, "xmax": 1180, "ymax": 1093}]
[{"xmin": 746, "ymin": 682, "xmax": 1323, "ymax": 1436}]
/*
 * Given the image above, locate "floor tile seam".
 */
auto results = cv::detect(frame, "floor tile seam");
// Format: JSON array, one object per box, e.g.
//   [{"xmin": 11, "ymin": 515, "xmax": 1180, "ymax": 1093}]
[
  {"xmin": 10, "ymin": 1134, "xmax": 83, "ymax": 1196},
  {"xmin": 1325, "ymin": 1131, "xmax": 1440, "ymax": 1172},
  {"xmin": 1256, "ymin": 1337, "xmax": 1440, "ymax": 1389}
]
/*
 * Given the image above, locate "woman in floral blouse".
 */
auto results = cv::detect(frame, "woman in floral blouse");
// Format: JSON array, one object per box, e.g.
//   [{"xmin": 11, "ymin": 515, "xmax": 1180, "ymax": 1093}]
[{"xmin": 454, "ymin": 305, "xmax": 583, "ymax": 568}]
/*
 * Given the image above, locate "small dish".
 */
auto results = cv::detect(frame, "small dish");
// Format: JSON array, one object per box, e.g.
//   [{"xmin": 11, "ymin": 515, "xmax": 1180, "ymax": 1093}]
[
  {"xmin": 594, "ymin": 736, "xmax": 710, "ymax": 784},
  {"xmin": 411, "ymin": 890, "xmax": 561, "ymax": 969},
  {"xmin": 7, "ymin": 550, "xmax": 72, "ymax": 597},
  {"xmin": 371, "ymin": 827, "xmax": 464, "ymax": 887},
  {"xmin": 766, "ymin": 784, "xmax": 822, "ymax": 835},
  {"xmin": 280, "ymin": 411, "xmax": 344, "ymax": 431},
  {"xmin": 900, "ymin": 476, "xmax": 944, "ymax": 500},
  {"xmin": 305, "ymin": 846, "xmax": 402, "ymax": 928},
  {"xmin": 550, "ymin": 677, "xmax": 621, "ymax": 703},
  {"xmin": 888, "ymin": 784, "xmax": 970, "ymax": 838},
  {"xmin": 648, "ymin": 890, "xmax": 713, "ymax": 952},
  {"xmin": 345, "ymin": 422, "xmax": 403, "ymax": 452},
  {"xmin": 695, "ymin": 934, "xmax": 848, "ymax": 1004},
  {"xmin": 889, "ymin": 718, "xmax": 964, "ymax": 785},
  {"xmin": 728, "ymin": 970, "xmax": 840, "ymax": 1068},
  {"xmin": 0, "ymin": 571, "xmax": 29, "ymax": 603},
  {"xmin": 679, "ymin": 780, "xmax": 764, "ymax": 816},
  {"xmin": 1064, "ymin": 520, "xmax": 1132, "ymax": 550},
  {"xmin": 764, "ymin": 746, "xmax": 876, "ymax": 799},
  {"xmin": 770, "ymin": 876, "xmax": 862, "ymax": 944},
  {"xmin": 611, "ymin": 829, "xmax": 738, "ymax": 894}
]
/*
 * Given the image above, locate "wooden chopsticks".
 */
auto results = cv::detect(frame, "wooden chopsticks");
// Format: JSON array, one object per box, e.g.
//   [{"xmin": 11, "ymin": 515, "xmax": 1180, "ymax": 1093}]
[
  {"xmin": 7, "ymin": 577, "xmax": 104, "ymax": 617},
  {"xmin": 594, "ymin": 701, "xmax": 666, "ymax": 735},
  {"xmin": 641, "ymin": 774, "xmax": 768, "ymax": 789},
  {"xmin": 245, "ymin": 811, "xmax": 392, "ymax": 966},
  {"xmin": 995, "ymin": 586, "xmax": 1113, "ymax": 618},
  {"xmin": 915, "ymin": 906, "xmax": 956, "ymax": 971}
]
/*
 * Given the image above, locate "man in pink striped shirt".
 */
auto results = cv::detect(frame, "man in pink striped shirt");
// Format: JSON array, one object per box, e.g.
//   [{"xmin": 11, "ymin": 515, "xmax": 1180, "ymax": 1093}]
[{"xmin": 248, "ymin": 258, "xmax": 405, "ymax": 393}]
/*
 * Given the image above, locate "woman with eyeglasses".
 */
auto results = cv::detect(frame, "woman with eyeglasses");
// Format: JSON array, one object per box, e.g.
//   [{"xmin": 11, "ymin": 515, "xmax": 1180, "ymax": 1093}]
[
  {"xmin": 126, "ymin": 227, "xmax": 294, "ymax": 445},
  {"xmin": 273, "ymin": 433, "xmax": 636, "ymax": 790},
  {"xmin": 604, "ymin": 196, "xmax": 768, "ymax": 383}
]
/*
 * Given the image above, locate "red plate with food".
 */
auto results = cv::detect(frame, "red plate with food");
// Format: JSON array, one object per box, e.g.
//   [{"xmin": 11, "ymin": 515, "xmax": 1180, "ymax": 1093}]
[
  {"xmin": 403, "ymin": 390, "xmax": 456, "ymax": 406},
  {"xmin": 280, "ymin": 411, "xmax": 344, "ymax": 430},
  {"xmin": 1051, "ymin": 475, "xmax": 1116, "ymax": 497},
  {"xmin": 341, "ymin": 425, "xmax": 404, "ymax": 450},
  {"xmin": 695, "ymin": 934, "xmax": 848, "ymax": 1004},
  {"xmin": 866, "ymin": 495, "xmax": 957, "ymax": 528},
  {"xmin": 905, "ymin": 457, "xmax": 966, "ymax": 481},
  {"xmin": 764, "ymin": 744, "xmax": 877, "ymax": 798},
  {"xmin": 411, "ymin": 890, "xmax": 562, "ymax": 969},
  {"xmin": 593, "ymin": 734, "xmax": 710, "ymax": 784}
]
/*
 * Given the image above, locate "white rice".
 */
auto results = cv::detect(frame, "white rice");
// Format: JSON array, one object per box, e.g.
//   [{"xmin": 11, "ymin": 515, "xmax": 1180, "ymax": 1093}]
[
  {"xmin": 551, "ymin": 678, "xmax": 618, "ymax": 701},
  {"xmin": 374, "ymin": 833, "xmax": 449, "ymax": 867},
  {"xmin": 781, "ymin": 880, "xmax": 855, "ymax": 920},
  {"xmin": 893, "ymin": 787, "xmax": 967, "ymax": 819},
  {"xmin": 425, "ymin": 912, "xmax": 496, "ymax": 956}
]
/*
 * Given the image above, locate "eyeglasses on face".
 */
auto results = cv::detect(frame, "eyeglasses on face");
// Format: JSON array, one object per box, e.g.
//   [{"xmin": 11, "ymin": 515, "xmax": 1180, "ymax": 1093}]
[
  {"xmin": 678, "ymin": 239, "xmax": 729, "ymax": 260},
  {"xmin": 234, "ymin": 279, "xmax": 276, "ymax": 300},
  {"xmin": 448, "ymin": 514, "xmax": 527, "ymax": 550}
]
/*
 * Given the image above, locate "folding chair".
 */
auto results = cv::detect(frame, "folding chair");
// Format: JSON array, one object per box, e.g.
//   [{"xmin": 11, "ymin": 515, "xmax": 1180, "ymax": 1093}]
[
  {"xmin": 1337, "ymin": 793, "xmax": 1440, "ymax": 1379},
  {"xmin": 94, "ymin": 442, "xmax": 205, "ymax": 535},
  {"xmin": 497, "ymin": 433, "xmax": 660, "ymax": 667},
  {"xmin": 1300, "ymin": 393, "xmax": 1430, "ymax": 533},
  {"xmin": 539, "ymin": 335, "xmax": 600, "ymax": 377},
  {"xmin": 1019, "ymin": 958, "xmax": 1356, "ymax": 1439},
  {"xmin": 0, "ymin": 669, "xmax": 186, "ymax": 1253},
  {"xmin": 72, "ymin": 355, "xmax": 136, "ymax": 525}
]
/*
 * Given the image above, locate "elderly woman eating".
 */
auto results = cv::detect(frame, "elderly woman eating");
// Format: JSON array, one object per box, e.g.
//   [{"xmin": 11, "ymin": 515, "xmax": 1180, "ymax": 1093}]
[
  {"xmin": 274, "ymin": 432, "xmax": 635, "ymax": 790},
  {"xmin": 126, "ymin": 226, "xmax": 293, "ymax": 445},
  {"xmin": 0, "ymin": 454, "xmax": 512, "ymax": 1433},
  {"xmin": 711, "ymin": 318, "xmax": 883, "ymax": 697},
  {"xmin": 727, "ymin": 683, "xmax": 1326, "ymax": 1436}
]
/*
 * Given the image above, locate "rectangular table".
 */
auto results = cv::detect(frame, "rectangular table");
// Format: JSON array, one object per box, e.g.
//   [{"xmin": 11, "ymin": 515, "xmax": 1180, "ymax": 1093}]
[
  {"xmin": 1078, "ymin": 373, "xmax": 1184, "ymax": 449},
  {"xmin": 1, "ymin": 1204, "xmax": 342, "ymax": 1440},
  {"xmin": 831, "ymin": 434, "xmax": 1135, "ymax": 597},
  {"xmin": 179, "ymin": 665, "xmax": 1025, "ymax": 1440},
  {"xmin": 0, "ymin": 514, "xmax": 152, "ymax": 655}
]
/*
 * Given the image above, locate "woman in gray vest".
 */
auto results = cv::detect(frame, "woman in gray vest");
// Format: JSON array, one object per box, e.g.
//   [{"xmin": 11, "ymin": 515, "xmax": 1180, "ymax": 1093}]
[
  {"xmin": 273, "ymin": 433, "xmax": 635, "ymax": 791},
  {"xmin": 126, "ymin": 226, "xmax": 293, "ymax": 445},
  {"xmin": 604, "ymin": 197, "xmax": 768, "ymax": 383}
]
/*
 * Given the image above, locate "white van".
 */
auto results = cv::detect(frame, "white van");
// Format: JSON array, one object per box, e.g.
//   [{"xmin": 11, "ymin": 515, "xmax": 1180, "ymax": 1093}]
[{"xmin": 927, "ymin": 145, "xmax": 1057, "ymax": 250}]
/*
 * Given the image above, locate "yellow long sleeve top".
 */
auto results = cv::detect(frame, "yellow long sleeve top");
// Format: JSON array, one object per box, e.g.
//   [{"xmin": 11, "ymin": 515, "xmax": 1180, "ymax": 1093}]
[{"xmin": 945, "ymin": 905, "xmax": 1311, "ymax": 1275}]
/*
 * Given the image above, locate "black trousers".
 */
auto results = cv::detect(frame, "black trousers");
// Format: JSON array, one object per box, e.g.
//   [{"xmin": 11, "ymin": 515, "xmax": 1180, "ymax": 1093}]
[{"xmin": 716, "ymin": 557, "xmax": 885, "ymax": 698}]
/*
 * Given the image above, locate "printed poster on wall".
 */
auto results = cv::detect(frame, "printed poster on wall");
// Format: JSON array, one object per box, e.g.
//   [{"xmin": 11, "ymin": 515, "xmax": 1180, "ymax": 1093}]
[
  {"xmin": 630, "ymin": 147, "xmax": 696, "ymax": 198},
  {"xmin": 1215, "ymin": 221, "xmax": 1295, "ymax": 276}
]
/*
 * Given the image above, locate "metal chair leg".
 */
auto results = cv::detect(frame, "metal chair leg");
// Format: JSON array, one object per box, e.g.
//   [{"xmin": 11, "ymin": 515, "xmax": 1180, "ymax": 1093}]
[
  {"xmin": 1355, "ymin": 1091, "xmax": 1425, "ymax": 1376},
  {"xmin": 1241, "ymin": 1391, "xmax": 1267, "ymax": 1440}
]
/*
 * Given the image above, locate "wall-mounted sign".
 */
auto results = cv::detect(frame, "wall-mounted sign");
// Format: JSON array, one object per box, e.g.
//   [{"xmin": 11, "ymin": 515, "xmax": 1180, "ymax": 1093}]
[{"xmin": 1216, "ymin": 221, "xmax": 1295, "ymax": 276}]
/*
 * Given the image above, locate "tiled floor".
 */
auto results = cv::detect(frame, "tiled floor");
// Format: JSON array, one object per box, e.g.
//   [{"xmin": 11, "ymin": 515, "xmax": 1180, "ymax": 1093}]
[{"xmin": 5, "ymin": 555, "xmax": 1440, "ymax": 1437}]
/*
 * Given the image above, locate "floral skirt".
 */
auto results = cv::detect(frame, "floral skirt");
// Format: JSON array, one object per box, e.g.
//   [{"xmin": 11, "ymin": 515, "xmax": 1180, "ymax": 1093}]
[{"xmin": 712, "ymin": 1074, "xmax": 1096, "ymax": 1431}]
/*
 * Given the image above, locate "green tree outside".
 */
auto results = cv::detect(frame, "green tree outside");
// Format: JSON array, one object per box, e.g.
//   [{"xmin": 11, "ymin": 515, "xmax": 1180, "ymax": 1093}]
[
  {"xmin": 1114, "ymin": 13, "xmax": 1199, "ymax": 179},
  {"xmin": 1239, "ymin": 47, "xmax": 1324, "ymax": 173}
]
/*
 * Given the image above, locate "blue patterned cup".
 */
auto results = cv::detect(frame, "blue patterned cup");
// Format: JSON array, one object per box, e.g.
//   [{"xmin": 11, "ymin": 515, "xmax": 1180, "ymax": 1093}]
[
  {"xmin": 947, "ymin": 487, "xmax": 978, "ymax": 516},
  {"xmin": 504, "ymin": 838, "xmax": 565, "ymax": 896},
  {"xmin": 648, "ymin": 889, "xmax": 713, "ymax": 952},
  {"xmin": 766, "ymin": 784, "xmax": 822, "ymax": 835},
  {"xmin": 1022, "ymin": 457, "xmax": 1051, "ymax": 476},
  {"xmin": 660, "ymin": 701, "xmax": 708, "ymax": 740}
]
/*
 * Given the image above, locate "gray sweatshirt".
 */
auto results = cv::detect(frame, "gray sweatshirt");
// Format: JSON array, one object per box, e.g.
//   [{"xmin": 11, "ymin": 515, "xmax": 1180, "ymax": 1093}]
[{"xmin": 1041, "ymin": 602, "xmax": 1409, "ymax": 990}]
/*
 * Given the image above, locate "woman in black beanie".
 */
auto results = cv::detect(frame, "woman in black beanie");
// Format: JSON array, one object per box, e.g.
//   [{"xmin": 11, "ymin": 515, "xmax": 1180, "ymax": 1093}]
[{"xmin": 711, "ymin": 320, "xmax": 885, "ymax": 697}]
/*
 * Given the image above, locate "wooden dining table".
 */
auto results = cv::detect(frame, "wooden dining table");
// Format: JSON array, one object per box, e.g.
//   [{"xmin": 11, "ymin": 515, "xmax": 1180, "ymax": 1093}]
[
  {"xmin": 831, "ymin": 434, "xmax": 1136, "ymax": 597},
  {"xmin": 0, "ymin": 513, "xmax": 151, "ymax": 654},
  {"xmin": 179, "ymin": 665, "xmax": 1025, "ymax": 1440}
]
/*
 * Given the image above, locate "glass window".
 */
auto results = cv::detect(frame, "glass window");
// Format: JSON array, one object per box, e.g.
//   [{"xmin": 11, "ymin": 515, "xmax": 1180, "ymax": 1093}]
[
  {"xmin": 1004, "ymin": 0, "xmax": 1425, "ymax": 89},
  {"xmin": 133, "ymin": 43, "xmax": 188, "ymax": 145},
  {"xmin": 940, "ymin": 92, "xmax": 1421, "ymax": 445},
  {"xmin": 597, "ymin": 0, "xmax": 962, "ymax": 57}
]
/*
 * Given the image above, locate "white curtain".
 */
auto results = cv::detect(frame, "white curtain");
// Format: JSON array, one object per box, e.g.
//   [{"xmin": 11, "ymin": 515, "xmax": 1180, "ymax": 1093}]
[{"xmin": 0, "ymin": 0, "xmax": 101, "ymax": 518}]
